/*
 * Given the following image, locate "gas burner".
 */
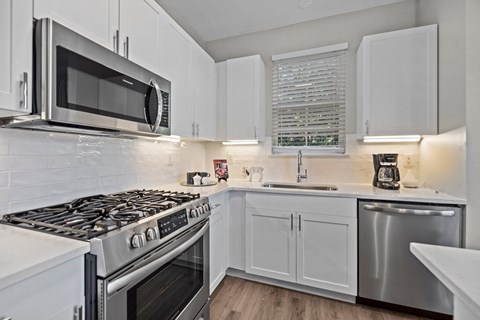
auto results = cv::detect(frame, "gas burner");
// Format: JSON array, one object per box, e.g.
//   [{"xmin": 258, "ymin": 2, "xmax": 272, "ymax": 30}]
[{"xmin": 1, "ymin": 189, "xmax": 202, "ymax": 240}]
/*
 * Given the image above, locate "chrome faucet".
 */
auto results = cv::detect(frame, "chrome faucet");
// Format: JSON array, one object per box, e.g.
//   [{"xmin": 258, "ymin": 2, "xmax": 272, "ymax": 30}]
[{"xmin": 297, "ymin": 150, "xmax": 308, "ymax": 183}]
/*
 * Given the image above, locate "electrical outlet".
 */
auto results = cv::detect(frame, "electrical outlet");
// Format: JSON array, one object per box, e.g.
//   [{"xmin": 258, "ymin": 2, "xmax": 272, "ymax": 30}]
[
  {"xmin": 404, "ymin": 153, "xmax": 414, "ymax": 168},
  {"xmin": 167, "ymin": 153, "xmax": 173, "ymax": 166}
]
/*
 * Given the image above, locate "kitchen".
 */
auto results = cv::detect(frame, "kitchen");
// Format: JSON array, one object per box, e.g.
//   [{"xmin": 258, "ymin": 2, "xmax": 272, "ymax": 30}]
[{"xmin": 0, "ymin": 0, "xmax": 479, "ymax": 319}]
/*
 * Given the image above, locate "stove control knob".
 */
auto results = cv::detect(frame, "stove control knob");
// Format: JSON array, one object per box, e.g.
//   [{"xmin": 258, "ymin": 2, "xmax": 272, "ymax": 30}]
[
  {"xmin": 197, "ymin": 206, "xmax": 204, "ymax": 215},
  {"xmin": 202, "ymin": 203, "xmax": 211, "ymax": 212},
  {"xmin": 146, "ymin": 227, "xmax": 160, "ymax": 241},
  {"xmin": 131, "ymin": 233, "xmax": 147, "ymax": 248},
  {"xmin": 189, "ymin": 208, "xmax": 199, "ymax": 218}
]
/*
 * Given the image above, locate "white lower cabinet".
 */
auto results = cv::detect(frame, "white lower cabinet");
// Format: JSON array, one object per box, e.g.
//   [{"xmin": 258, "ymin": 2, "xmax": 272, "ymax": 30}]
[
  {"xmin": 245, "ymin": 193, "xmax": 357, "ymax": 296},
  {"xmin": 209, "ymin": 193, "xmax": 228, "ymax": 294},
  {"xmin": 0, "ymin": 256, "xmax": 85, "ymax": 320},
  {"xmin": 296, "ymin": 213, "xmax": 357, "ymax": 295},
  {"xmin": 245, "ymin": 208, "xmax": 296, "ymax": 282}
]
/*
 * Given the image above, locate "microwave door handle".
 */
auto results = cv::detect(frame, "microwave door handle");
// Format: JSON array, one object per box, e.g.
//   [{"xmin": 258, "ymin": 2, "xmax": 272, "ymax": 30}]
[
  {"xmin": 106, "ymin": 221, "xmax": 209, "ymax": 295},
  {"xmin": 146, "ymin": 80, "xmax": 163, "ymax": 133}
]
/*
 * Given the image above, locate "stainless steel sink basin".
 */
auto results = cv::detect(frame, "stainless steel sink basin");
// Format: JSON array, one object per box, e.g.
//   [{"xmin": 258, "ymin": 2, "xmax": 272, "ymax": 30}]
[{"xmin": 261, "ymin": 183, "xmax": 338, "ymax": 191}]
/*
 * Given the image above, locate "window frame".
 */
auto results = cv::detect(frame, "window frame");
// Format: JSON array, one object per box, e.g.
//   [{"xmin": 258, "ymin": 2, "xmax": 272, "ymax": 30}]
[{"xmin": 271, "ymin": 43, "xmax": 348, "ymax": 155}]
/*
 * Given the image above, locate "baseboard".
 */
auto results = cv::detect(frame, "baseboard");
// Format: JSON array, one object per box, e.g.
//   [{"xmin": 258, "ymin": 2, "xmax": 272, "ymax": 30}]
[
  {"xmin": 210, "ymin": 271, "xmax": 226, "ymax": 294},
  {"xmin": 225, "ymin": 268, "xmax": 356, "ymax": 303}
]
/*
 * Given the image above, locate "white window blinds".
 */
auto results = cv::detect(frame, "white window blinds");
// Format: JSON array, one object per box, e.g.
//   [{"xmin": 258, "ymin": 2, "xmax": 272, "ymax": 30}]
[{"xmin": 272, "ymin": 44, "xmax": 347, "ymax": 154}]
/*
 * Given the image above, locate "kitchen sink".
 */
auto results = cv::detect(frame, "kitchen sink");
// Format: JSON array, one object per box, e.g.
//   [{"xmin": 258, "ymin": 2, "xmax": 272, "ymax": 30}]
[{"xmin": 261, "ymin": 183, "xmax": 338, "ymax": 191}]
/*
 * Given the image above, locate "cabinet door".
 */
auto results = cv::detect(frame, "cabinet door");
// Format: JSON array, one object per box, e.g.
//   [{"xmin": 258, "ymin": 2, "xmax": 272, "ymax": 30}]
[
  {"xmin": 158, "ymin": 13, "xmax": 194, "ymax": 138},
  {"xmin": 246, "ymin": 207, "xmax": 296, "ymax": 282},
  {"xmin": 34, "ymin": 0, "xmax": 117, "ymax": 50},
  {"xmin": 0, "ymin": 256, "xmax": 84, "ymax": 320},
  {"xmin": 296, "ymin": 213, "xmax": 357, "ymax": 295},
  {"xmin": 192, "ymin": 45, "xmax": 217, "ymax": 140},
  {"xmin": 209, "ymin": 193, "xmax": 227, "ymax": 293},
  {"xmin": 226, "ymin": 56, "xmax": 260, "ymax": 140},
  {"xmin": 119, "ymin": 0, "xmax": 159, "ymax": 72},
  {"xmin": 0, "ymin": 0, "xmax": 32, "ymax": 116},
  {"xmin": 358, "ymin": 25, "xmax": 437, "ymax": 137}
]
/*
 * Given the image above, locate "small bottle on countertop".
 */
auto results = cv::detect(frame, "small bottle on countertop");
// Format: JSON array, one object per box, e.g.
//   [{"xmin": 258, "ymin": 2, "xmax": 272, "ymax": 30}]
[{"xmin": 193, "ymin": 174, "xmax": 202, "ymax": 186}]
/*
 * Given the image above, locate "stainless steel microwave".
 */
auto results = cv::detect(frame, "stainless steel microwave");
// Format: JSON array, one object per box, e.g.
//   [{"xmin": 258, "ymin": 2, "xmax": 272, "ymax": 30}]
[{"xmin": 4, "ymin": 18, "xmax": 171, "ymax": 137}]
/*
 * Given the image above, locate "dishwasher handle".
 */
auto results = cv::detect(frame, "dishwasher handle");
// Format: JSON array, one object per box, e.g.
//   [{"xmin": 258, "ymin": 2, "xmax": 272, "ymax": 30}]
[{"xmin": 362, "ymin": 204, "xmax": 455, "ymax": 217}]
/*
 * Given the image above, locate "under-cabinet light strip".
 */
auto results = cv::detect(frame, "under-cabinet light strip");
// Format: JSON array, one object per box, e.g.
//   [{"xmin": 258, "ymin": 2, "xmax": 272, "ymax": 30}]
[
  {"xmin": 222, "ymin": 140, "xmax": 259, "ymax": 145},
  {"xmin": 363, "ymin": 135, "xmax": 421, "ymax": 143},
  {"xmin": 157, "ymin": 135, "xmax": 181, "ymax": 142}
]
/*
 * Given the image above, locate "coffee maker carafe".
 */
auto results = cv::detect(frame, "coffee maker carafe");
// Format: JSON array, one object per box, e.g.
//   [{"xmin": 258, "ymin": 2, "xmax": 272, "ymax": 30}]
[{"xmin": 372, "ymin": 154, "xmax": 400, "ymax": 190}]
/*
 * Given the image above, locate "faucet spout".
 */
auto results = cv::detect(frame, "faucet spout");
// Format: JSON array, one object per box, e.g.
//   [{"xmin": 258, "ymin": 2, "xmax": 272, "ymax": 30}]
[{"xmin": 297, "ymin": 150, "xmax": 307, "ymax": 183}]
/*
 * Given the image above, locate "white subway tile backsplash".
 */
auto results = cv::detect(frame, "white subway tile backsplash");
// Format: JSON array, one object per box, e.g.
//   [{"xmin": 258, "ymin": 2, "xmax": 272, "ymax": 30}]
[
  {"xmin": 10, "ymin": 168, "xmax": 77, "ymax": 187},
  {"xmin": 0, "ymin": 188, "xmax": 10, "ymax": 203},
  {"xmin": 47, "ymin": 155, "xmax": 83, "ymax": 168},
  {"xmin": 0, "ymin": 155, "xmax": 48, "ymax": 171},
  {"xmin": 0, "ymin": 202, "xmax": 9, "ymax": 216},
  {"xmin": 206, "ymin": 135, "xmax": 420, "ymax": 184},
  {"xmin": 0, "ymin": 143, "xmax": 8, "ymax": 155},
  {"xmin": 0, "ymin": 129, "xmax": 207, "ymax": 213},
  {"xmin": 0, "ymin": 172, "xmax": 8, "ymax": 187}
]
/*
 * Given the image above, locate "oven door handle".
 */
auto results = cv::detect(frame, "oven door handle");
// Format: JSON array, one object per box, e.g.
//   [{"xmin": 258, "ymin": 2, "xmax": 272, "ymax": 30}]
[{"xmin": 107, "ymin": 221, "xmax": 209, "ymax": 295}]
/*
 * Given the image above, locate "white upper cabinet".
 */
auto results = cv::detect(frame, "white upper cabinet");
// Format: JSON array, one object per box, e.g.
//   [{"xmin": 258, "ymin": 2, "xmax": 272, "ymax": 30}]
[
  {"xmin": 35, "ymin": 0, "xmax": 160, "ymax": 72},
  {"xmin": 191, "ymin": 45, "xmax": 217, "ymax": 140},
  {"xmin": 158, "ymin": 10, "xmax": 217, "ymax": 140},
  {"xmin": 223, "ymin": 55, "xmax": 266, "ymax": 141},
  {"xmin": 0, "ymin": 0, "xmax": 32, "ymax": 116},
  {"xmin": 357, "ymin": 25, "xmax": 438, "ymax": 138},
  {"xmin": 33, "ymin": 0, "xmax": 218, "ymax": 139},
  {"xmin": 34, "ymin": 0, "xmax": 118, "ymax": 50},
  {"xmin": 158, "ymin": 11, "xmax": 193, "ymax": 138},
  {"xmin": 119, "ymin": 0, "xmax": 159, "ymax": 72}
]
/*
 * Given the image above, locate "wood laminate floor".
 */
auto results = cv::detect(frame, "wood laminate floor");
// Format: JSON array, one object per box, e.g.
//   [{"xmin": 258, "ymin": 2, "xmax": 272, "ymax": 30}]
[{"xmin": 210, "ymin": 276, "xmax": 431, "ymax": 320}]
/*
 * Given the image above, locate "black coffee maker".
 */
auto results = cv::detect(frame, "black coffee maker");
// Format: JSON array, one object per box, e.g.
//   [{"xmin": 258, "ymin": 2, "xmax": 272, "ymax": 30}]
[{"xmin": 372, "ymin": 154, "xmax": 401, "ymax": 190}]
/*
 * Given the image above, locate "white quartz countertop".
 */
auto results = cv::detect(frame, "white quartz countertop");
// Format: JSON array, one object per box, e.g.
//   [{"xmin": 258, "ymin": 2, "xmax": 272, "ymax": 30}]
[
  {"xmin": 164, "ymin": 180, "xmax": 466, "ymax": 205},
  {"xmin": 0, "ymin": 180, "xmax": 464, "ymax": 293},
  {"xmin": 0, "ymin": 225, "xmax": 90, "ymax": 291},
  {"xmin": 410, "ymin": 243, "xmax": 480, "ymax": 317}
]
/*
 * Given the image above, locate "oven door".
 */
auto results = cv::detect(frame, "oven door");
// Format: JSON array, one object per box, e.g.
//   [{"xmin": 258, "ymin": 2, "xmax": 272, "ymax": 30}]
[{"xmin": 99, "ymin": 221, "xmax": 210, "ymax": 320}]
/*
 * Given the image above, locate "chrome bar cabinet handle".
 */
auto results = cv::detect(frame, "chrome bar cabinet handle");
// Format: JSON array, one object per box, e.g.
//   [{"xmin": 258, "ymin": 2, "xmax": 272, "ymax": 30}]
[
  {"xmin": 290, "ymin": 213, "xmax": 293, "ymax": 231},
  {"xmin": 298, "ymin": 214, "xmax": 302, "ymax": 231},
  {"xmin": 21, "ymin": 72, "xmax": 28, "ymax": 109},
  {"xmin": 113, "ymin": 29, "xmax": 119, "ymax": 53}
]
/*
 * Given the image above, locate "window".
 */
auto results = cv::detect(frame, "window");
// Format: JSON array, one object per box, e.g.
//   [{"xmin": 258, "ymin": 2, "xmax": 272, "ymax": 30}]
[{"xmin": 272, "ymin": 43, "xmax": 347, "ymax": 155}]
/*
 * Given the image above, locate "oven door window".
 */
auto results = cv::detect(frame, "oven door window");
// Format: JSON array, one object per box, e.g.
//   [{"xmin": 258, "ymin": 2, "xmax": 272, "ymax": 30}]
[
  {"xmin": 127, "ymin": 238, "xmax": 204, "ymax": 320},
  {"xmin": 56, "ymin": 46, "xmax": 152, "ymax": 124}
]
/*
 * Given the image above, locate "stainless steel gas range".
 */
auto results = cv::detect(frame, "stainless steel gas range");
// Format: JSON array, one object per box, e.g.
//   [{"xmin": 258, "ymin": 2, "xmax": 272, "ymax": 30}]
[{"xmin": 2, "ymin": 189, "xmax": 212, "ymax": 320}]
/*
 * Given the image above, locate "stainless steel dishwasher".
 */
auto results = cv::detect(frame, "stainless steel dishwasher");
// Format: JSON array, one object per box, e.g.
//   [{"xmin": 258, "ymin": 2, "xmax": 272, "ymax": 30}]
[{"xmin": 358, "ymin": 200, "xmax": 462, "ymax": 317}]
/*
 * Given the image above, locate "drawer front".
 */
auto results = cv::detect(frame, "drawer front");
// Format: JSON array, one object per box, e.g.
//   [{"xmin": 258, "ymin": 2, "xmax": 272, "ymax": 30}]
[{"xmin": 246, "ymin": 192, "xmax": 356, "ymax": 218}]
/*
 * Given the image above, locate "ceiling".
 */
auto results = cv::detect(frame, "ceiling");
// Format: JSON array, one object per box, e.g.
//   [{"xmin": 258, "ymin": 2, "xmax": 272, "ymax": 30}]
[{"xmin": 154, "ymin": 0, "xmax": 404, "ymax": 42}]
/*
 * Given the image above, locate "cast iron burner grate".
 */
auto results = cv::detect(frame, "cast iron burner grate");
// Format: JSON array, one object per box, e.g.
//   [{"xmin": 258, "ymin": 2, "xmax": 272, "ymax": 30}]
[{"xmin": 1, "ymin": 189, "xmax": 200, "ymax": 241}]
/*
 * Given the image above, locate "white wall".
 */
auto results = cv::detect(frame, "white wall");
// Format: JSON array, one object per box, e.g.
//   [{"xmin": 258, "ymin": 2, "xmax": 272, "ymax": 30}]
[
  {"xmin": 465, "ymin": 0, "xmax": 480, "ymax": 249},
  {"xmin": 205, "ymin": 0, "xmax": 418, "ymax": 135},
  {"xmin": 0, "ymin": 129, "xmax": 206, "ymax": 215},
  {"xmin": 419, "ymin": 128, "xmax": 466, "ymax": 198},
  {"xmin": 416, "ymin": 0, "xmax": 466, "ymax": 134}
]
